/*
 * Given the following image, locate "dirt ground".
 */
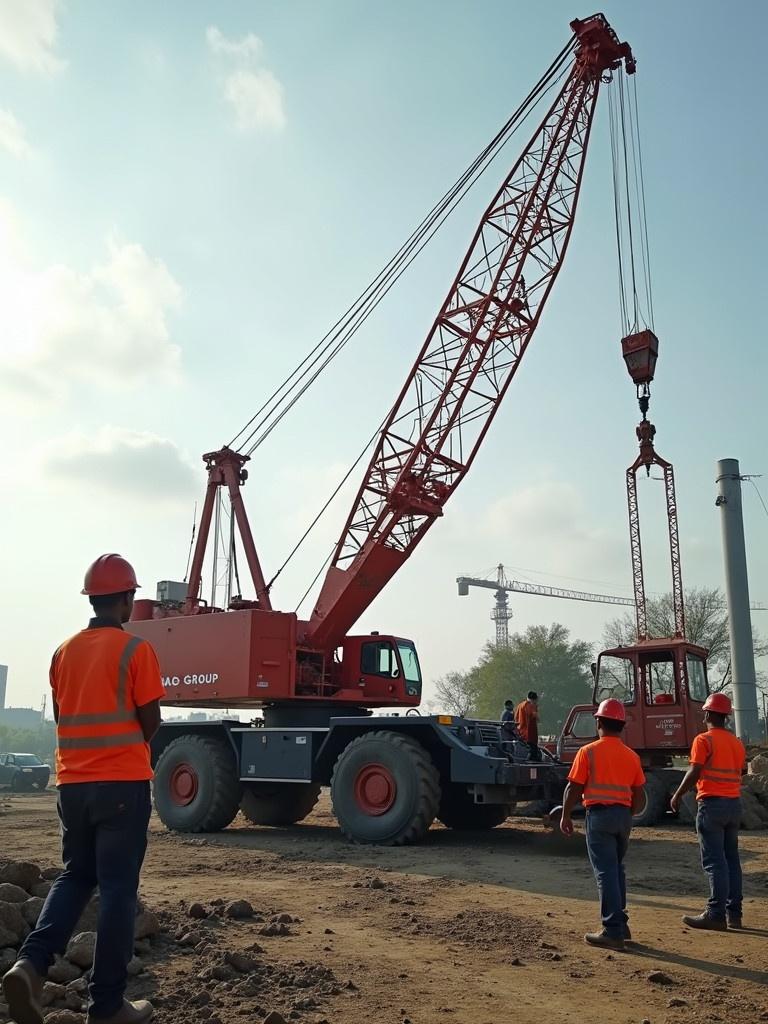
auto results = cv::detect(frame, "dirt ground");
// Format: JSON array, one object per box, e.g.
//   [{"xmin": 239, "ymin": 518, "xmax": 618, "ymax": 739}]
[{"xmin": 1, "ymin": 791, "xmax": 766, "ymax": 1024}]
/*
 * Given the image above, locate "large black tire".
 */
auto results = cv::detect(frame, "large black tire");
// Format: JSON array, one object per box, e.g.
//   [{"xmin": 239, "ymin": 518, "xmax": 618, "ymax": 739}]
[
  {"xmin": 632, "ymin": 771, "xmax": 668, "ymax": 827},
  {"xmin": 331, "ymin": 731, "xmax": 440, "ymax": 845},
  {"xmin": 10, "ymin": 773, "xmax": 27, "ymax": 793},
  {"xmin": 240, "ymin": 782, "xmax": 321, "ymax": 826},
  {"xmin": 153, "ymin": 734, "xmax": 242, "ymax": 833},
  {"xmin": 438, "ymin": 785, "xmax": 512, "ymax": 830}
]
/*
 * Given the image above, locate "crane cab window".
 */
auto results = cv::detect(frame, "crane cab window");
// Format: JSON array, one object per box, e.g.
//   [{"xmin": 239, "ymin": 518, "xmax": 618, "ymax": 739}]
[
  {"xmin": 595, "ymin": 655, "xmax": 634, "ymax": 704},
  {"xmin": 686, "ymin": 654, "xmax": 708, "ymax": 703},
  {"xmin": 571, "ymin": 710, "xmax": 598, "ymax": 740},
  {"xmin": 361, "ymin": 640, "xmax": 399, "ymax": 678},
  {"xmin": 642, "ymin": 652, "xmax": 677, "ymax": 706},
  {"xmin": 397, "ymin": 641, "xmax": 422, "ymax": 697}
]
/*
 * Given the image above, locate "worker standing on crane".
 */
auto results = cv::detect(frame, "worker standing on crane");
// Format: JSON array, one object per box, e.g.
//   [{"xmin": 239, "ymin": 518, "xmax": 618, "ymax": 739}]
[
  {"xmin": 670, "ymin": 692, "xmax": 746, "ymax": 931},
  {"xmin": 515, "ymin": 691, "xmax": 541, "ymax": 761},
  {"xmin": 500, "ymin": 699, "xmax": 518, "ymax": 740},
  {"xmin": 2, "ymin": 555, "xmax": 164, "ymax": 1024},
  {"xmin": 559, "ymin": 699, "xmax": 645, "ymax": 950}
]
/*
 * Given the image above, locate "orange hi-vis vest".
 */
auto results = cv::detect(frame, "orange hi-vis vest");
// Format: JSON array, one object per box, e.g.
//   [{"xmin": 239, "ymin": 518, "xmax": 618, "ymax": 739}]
[
  {"xmin": 568, "ymin": 735, "xmax": 646, "ymax": 808},
  {"xmin": 51, "ymin": 622, "xmax": 164, "ymax": 784},
  {"xmin": 690, "ymin": 728, "xmax": 746, "ymax": 800}
]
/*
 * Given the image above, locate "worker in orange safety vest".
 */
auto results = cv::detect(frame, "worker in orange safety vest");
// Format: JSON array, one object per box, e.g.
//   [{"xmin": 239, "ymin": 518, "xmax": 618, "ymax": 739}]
[
  {"xmin": 3, "ymin": 555, "xmax": 164, "ymax": 1024},
  {"xmin": 671, "ymin": 691, "xmax": 746, "ymax": 930},
  {"xmin": 559, "ymin": 698, "xmax": 646, "ymax": 951},
  {"xmin": 515, "ymin": 691, "xmax": 541, "ymax": 761}
]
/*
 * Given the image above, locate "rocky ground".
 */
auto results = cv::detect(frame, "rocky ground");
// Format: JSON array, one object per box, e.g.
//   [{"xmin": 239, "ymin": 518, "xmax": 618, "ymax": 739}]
[{"xmin": 0, "ymin": 791, "xmax": 766, "ymax": 1024}]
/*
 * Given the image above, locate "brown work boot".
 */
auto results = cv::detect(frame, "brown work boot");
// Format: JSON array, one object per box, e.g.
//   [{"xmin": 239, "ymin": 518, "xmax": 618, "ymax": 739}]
[
  {"xmin": 584, "ymin": 930, "xmax": 625, "ymax": 951},
  {"xmin": 2, "ymin": 958, "xmax": 44, "ymax": 1024},
  {"xmin": 86, "ymin": 999, "xmax": 154, "ymax": 1023},
  {"xmin": 727, "ymin": 915, "xmax": 743, "ymax": 930},
  {"xmin": 682, "ymin": 913, "xmax": 727, "ymax": 931}
]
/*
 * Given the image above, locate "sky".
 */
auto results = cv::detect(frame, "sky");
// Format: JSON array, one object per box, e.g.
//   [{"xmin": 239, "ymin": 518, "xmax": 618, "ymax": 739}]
[{"xmin": 1, "ymin": 0, "xmax": 766, "ymax": 715}]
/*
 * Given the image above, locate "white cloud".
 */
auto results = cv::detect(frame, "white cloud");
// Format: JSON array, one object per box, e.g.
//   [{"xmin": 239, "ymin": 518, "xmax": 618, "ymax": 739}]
[
  {"xmin": 206, "ymin": 25, "xmax": 285, "ymax": 133},
  {"xmin": 0, "ymin": 0, "xmax": 65, "ymax": 74},
  {"xmin": 224, "ymin": 68, "xmax": 285, "ymax": 132},
  {"xmin": 206, "ymin": 26, "xmax": 262, "ymax": 62},
  {"xmin": 0, "ymin": 203, "xmax": 183, "ymax": 401},
  {"xmin": 0, "ymin": 109, "xmax": 32, "ymax": 157},
  {"xmin": 45, "ymin": 427, "xmax": 200, "ymax": 500}
]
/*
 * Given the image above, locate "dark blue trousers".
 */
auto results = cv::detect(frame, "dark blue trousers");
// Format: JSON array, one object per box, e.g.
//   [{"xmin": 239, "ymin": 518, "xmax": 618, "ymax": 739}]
[
  {"xmin": 19, "ymin": 781, "xmax": 151, "ymax": 1018},
  {"xmin": 585, "ymin": 804, "xmax": 633, "ymax": 938},
  {"xmin": 696, "ymin": 796, "xmax": 743, "ymax": 920}
]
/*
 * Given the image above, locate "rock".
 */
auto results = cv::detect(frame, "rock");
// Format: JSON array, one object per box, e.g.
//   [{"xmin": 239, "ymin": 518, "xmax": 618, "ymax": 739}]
[
  {"xmin": 273, "ymin": 913, "xmax": 294, "ymax": 924},
  {"xmin": 66, "ymin": 978, "xmax": 88, "ymax": 996},
  {"xmin": 192, "ymin": 991, "xmax": 212, "ymax": 1007},
  {"xmin": 323, "ymin": 928, "xmax": 335, "ymax": 935},
  {"xmin": 0, "ymin": 947, "xmax": 16, "ymax": 973},
  {"xmin": 31, "ymin": 881, "xmax": 53, "ymax": 899},
  {"xmin": 41, "ymin": 982, "xmax": 67, "ymax": 1007},
  {"xmin": 0, "ymin": 900, "xmax": 29, "ymax": 942},
  {"xmin": 667, "ymin": 997, "xmax": 688, "ymax": 1007},
  {"xmin": 22, "ymin": 897, "xmax": 45, "ymax": 927},
  {"xmin": 126, "ymin": 956, "xmax": 144, "ymax": 977},
  {"xmin": 0, "ymin": 883, "xmax": 31, "ymax": 904},
  {"xmin": 133, "ymin": 910, "xmax": 160, "ymax": 939},
  {"xmin": 66, "ymin": 932, "xmax": 97, "ymax": 969},
  {"xmin": 188, "ymin": 902, "xmax": 207, "ymax": 919},
  {"xmin": 178, "ymin": 931, "xmax": 202, "ymax": 947},
  {"xmin": 740, "ymin": 790, "xmax": 768, "ymax": 830},
  {"xmin": 225, "ymin": 900, "xmax": 254, "ymax": 920},
  {"xmin": 43, "ymin": 1011, "xmax": 86, "ymax": 1024},
  {"xmin": 263, "ymin": 1013, "xmax": 288, "ymax": 1024},
  {"xmin": 41, "ymin": 868, "xmax": 62, "ymax": 881},
  {"xmin": 198, "ymin": 964, "xmax": 235, "ymax": 982},
  {"xmin": 63, "ymin": 991, "xmax": 84, "ymax": 1012},
  {"xmin": 48, "ymin": 957, "xmax": 82, "ymax": 984},
  {"xmin": 0, "ymin": 862, "xmax": 41, "ymax": 891},
  {"xmin": 293, "ymin": 997, "xmax": 318, "ymax": 1010},
  {"xmin": 748, "ymin": 753, "xmax": 768, "ymax": 776},
  {"xmin": 134, "ymin": 938, "xmax": 151, "ymax": 956},
  {"xmin": 225, "ymin": 951, "xmax": 258, "ymax": 973},
  {"xmin": 369, "ymin": 877, "xmax": 386, "ymax": 890},
  {"xmin": 647, "ymin": 970, "xmax": 674, "ymax": 985}
]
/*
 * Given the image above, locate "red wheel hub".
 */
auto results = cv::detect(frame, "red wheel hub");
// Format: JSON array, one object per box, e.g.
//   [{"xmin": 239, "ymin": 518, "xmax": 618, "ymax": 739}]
[
  {"xmin": 169, "ymin": 762, "xmax": 198, "ymax": 806},
  {"xmin": 354, "ymin": 763, "xmax": 396, "ymax": 816}
]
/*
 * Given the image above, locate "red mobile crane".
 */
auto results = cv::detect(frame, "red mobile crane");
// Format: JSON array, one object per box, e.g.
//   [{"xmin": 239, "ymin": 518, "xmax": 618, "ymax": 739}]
[{"xmin": 129, "ymin": 15, "xmax": 675, "ymax": 845}]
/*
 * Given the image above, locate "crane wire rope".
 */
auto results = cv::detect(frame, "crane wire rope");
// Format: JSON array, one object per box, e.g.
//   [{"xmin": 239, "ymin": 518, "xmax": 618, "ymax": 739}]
[{"xmin": 227, "ymin": 39, "xmax": 577, "ymax": 459}]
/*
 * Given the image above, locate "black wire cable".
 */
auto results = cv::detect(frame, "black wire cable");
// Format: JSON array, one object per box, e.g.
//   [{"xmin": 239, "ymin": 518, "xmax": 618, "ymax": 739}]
[
  {"xmin": 632, "ymin": 74, "xmax": 655, "ymax": 328},
  {"xmin": 228, "ymin": 39, "xmax": 577, "ymax": 457}
]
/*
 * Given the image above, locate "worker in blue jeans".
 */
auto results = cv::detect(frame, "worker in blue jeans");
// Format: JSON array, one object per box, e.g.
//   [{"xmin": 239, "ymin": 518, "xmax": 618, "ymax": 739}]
[
  {"xmin": 671, "ymin": 692, "xmax": 746, "ymax": 930},
  {"xmin": 560, "ymin": 699, "xmax": 645, "ymax": 950}
]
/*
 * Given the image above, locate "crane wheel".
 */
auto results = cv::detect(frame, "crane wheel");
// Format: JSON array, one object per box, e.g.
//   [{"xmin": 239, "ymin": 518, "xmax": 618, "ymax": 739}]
[
  {"xmin": 331, "ymin": 731, "xmax": 440, "ymax": 846},
  {"xmin": 153, "ymin": 734, "xmax": 242, "ymax": 833},
  {"xmin": 438, "ymin": 785, "xmax": 512, "ymax": 830},
  {"xmin": 631, "ymin": 772, "xmax": 667, "ymax": 827},
  {"xmin": 240, "ymin": 782, "xmax": 322, "ymax": 826}
]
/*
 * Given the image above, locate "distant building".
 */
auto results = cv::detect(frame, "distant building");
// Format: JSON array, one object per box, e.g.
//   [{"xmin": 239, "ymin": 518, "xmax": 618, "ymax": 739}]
[
  {"xmin": 0, "ymin": 665, "xmax": 7, "ymax": 710},
  {"xmin": 0, "ymin": 706, "xmax": 43, "ymax": 731}
]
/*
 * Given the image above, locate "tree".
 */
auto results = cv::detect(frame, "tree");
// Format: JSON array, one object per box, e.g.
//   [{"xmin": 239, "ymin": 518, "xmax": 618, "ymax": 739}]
[
  {"xmin": 603, "ymin": 587, "xmax": 767, "ymax": 693},
  {"xmin": 470, "ymin": 623, "xmax": 593, "ymax": 735},
  {"xmin": 433, "ymin": 671, "xmax": 478, "ymax": 717}
]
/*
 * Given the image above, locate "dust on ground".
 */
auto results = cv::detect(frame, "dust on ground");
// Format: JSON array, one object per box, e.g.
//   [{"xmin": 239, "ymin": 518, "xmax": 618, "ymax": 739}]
[{"xmin": 1, "ymin": 790, "xmax": 767, "ymax": 1024}]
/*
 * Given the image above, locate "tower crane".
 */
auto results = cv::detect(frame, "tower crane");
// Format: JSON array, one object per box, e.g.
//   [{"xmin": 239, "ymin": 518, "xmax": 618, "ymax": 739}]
[
  {"xmin": 457, "ymin": 564, "xmax": 633, "ymax": 648},
  {"xmin": 127, "ymin": 14, "xmax": 693, "ymax": 843}
]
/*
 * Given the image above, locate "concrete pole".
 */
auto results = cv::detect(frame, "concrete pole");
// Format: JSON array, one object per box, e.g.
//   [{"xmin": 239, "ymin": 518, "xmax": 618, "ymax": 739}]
[{"xmin": 715, "ymin": 459, "xmax": 760, "ymax": 742}]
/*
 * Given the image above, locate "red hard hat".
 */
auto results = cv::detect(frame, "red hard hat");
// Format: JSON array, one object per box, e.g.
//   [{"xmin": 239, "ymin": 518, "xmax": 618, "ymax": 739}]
[
  {"xmin": 81, "ymin": 554, "xmax": 140, "ymax": 596},
  {"xmin": 703, "ymin": 692, "xmax": 732, "ymax": 715},
  {"xmin": 594, "ymin": 698, "xmax": 626, "ymax": 723}
]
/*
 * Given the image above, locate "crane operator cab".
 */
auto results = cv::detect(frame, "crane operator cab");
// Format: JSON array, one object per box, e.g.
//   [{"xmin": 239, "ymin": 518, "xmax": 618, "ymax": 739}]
[{"xmin": 558, "ymin": 637, "xmax": 709, "ymax": 765}]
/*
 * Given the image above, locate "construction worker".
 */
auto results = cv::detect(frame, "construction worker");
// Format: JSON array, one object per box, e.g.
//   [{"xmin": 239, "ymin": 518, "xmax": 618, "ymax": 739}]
[
  {"xmin": 2, "ymin": 555, "xmax": 164, "ymax": 1024},
  {"xmin": 559, "ymin": 698, "xmax": 645, "ymax": 951},
  {"xmin": 500, "ymin": 698, "xmax": 518, "ymax": 740},
  {"xmin": 515, "ymin": 691, "xmax": 541, "ymax": 761},
  {"xmin": 670, "ymin": 692, "xmax": 746, "ymax": 931}
]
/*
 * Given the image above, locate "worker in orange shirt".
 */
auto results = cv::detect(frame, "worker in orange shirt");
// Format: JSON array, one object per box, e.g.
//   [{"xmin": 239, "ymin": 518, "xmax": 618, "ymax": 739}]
[
  {"xmin": 670, "ymin": 692, "xmax": 746, "ymax": 931},
  {"xmin": 515, "ymin": 690, "xmax": 541, "ymax": 761},
  {"xmin": 3, "ymin": 555, "xmax": 165, "ymax": 1024},
  {"xmin": 560, "ymin": 699, "xmax": 646, "ymax": 950}
]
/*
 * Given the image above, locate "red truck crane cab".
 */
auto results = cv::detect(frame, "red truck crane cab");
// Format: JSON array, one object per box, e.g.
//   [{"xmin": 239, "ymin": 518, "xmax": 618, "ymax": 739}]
[{"xmin": 558, "ymin": 637, "xmax": 709, "ymax": 766}]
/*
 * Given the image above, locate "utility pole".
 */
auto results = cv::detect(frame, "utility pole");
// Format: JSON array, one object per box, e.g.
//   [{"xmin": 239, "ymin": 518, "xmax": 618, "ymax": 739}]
[{"xmin": 715, "ymin": 459, "xmax": 760, "ymax": 742}]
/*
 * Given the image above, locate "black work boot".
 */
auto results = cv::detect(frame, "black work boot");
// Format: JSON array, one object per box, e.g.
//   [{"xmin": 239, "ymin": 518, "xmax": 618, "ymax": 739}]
[
  {"xmin": 584, "ymin": 930, "xmax": 625, "ymax": 950},
  {"xmin": 2, "ymin": 959, "xmax": 44, "ymax": 1024},
  {"xmin": 682, "ymin": 912, "xmax": 727, "ymax": 931},
  {"xmin": 727, "ymin": 915, "xmax": 743, "ymax": 930},
  {"xmin": 623, "ymin": 925, "xmax": 633, "ymax": 942}
]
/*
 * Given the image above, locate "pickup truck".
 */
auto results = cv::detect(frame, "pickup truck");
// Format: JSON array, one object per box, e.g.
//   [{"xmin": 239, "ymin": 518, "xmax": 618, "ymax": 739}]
[{"xmin": 0, "ymin": 753, "xmax": 51, "ymax": 791}]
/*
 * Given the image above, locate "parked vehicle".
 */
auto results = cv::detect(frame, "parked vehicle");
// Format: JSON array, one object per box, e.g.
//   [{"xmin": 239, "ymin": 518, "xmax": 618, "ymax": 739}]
[{"xmin": 0, "ymin": 753, "xmax": 51, "ymax": 791}]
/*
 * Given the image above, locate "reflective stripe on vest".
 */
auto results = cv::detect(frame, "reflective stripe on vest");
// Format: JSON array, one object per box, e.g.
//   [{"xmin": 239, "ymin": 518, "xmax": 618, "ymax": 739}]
[
  {"xmin": 583, "ymin": 747, "xmax": 632, "ymax": 804},
  {"xmin": 57, "ymin": 636, "xmax": 144, "ymax": 750}
]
